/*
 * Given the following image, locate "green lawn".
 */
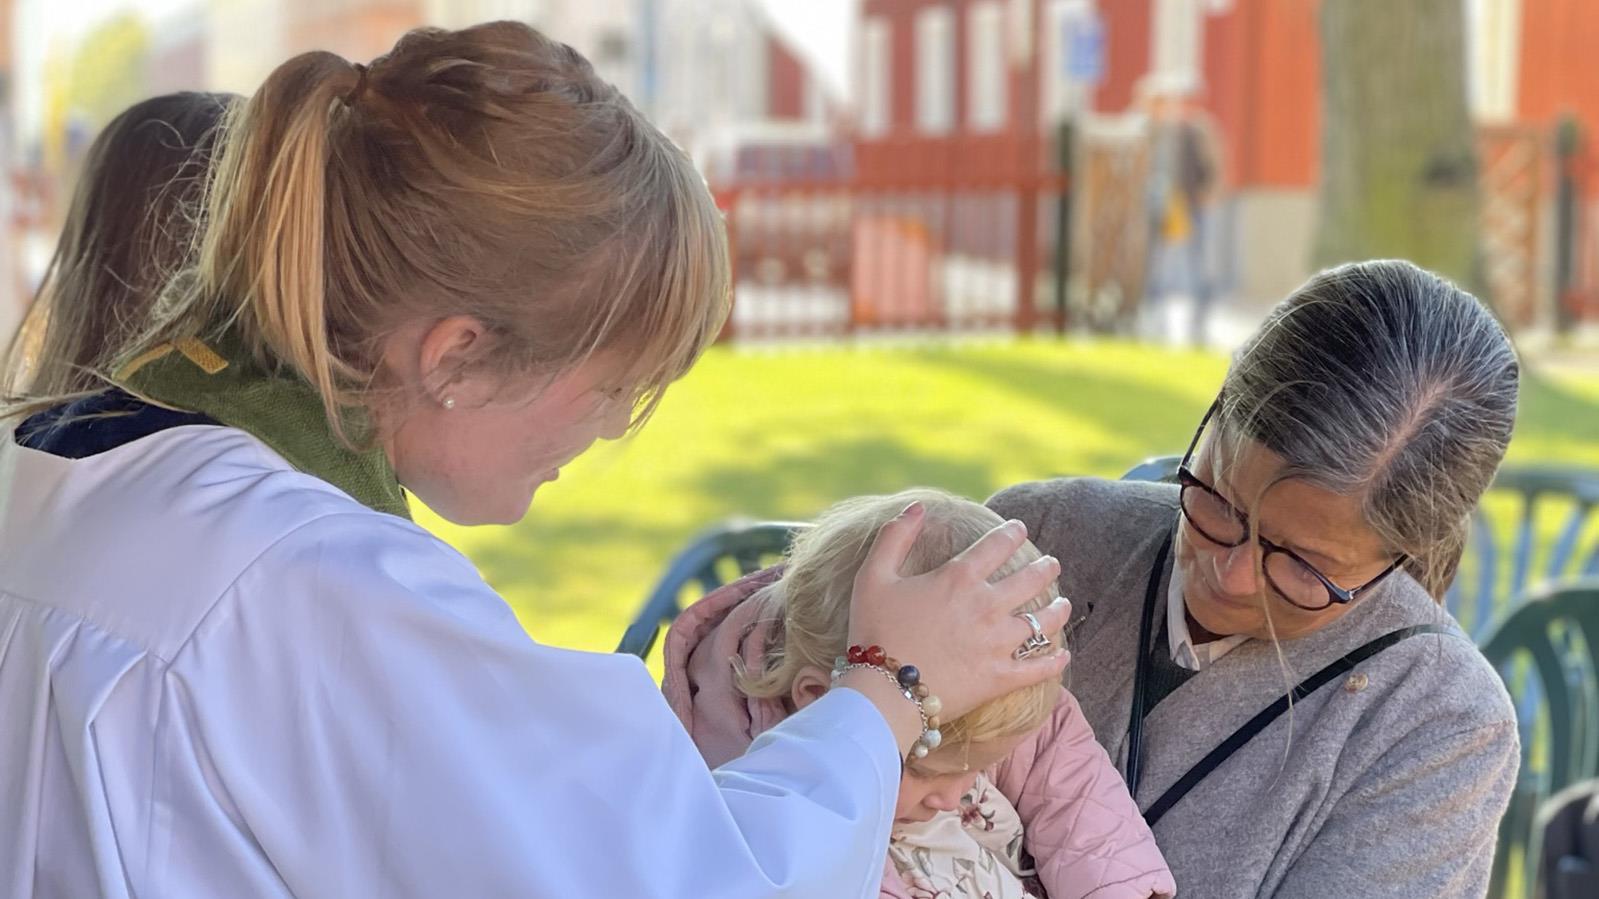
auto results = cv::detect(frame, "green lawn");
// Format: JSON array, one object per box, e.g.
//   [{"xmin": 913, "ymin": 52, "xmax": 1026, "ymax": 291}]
[{"xmin": 414, "ymin": 339, "xmax": 1599, "ymax": 666}]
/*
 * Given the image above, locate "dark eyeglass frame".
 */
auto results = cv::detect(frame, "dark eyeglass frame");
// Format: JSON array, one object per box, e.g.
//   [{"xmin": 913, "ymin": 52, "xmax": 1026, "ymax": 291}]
[{"xmin": 1176, "ymin": 397, "xmax": 1407, "ymax": 612}]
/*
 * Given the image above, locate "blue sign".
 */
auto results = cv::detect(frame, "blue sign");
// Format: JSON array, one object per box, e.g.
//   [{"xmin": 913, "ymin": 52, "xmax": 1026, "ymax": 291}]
[{"xmin": 1063, "ymin": 8, "xmax": 1105, "ymax": 85}]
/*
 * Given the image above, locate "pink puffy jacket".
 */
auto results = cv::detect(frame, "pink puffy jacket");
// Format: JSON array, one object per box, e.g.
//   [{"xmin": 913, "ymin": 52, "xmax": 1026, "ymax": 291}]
[{"xmin": 661, "ymin": 569, "xmax": 1176, "ymax": 899}]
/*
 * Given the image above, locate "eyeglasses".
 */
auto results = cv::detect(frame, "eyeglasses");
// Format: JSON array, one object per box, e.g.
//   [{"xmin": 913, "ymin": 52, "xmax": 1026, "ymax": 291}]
[{"xmin": 1176, "ymin": 398, "xmax": 1407, "ymax": 612}]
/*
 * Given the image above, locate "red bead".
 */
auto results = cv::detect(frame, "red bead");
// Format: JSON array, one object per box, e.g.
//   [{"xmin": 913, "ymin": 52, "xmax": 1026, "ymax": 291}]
[
  {"xmin": 847, "ymin": 645, "xmax": 866, "ymax": 664},
  {"xmin": 864, "ymin": 645, "xmax": 887, "ymax": 666}
]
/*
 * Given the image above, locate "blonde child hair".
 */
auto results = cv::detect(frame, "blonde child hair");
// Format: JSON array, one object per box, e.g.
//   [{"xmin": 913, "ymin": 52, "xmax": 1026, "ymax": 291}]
[{"xmin": 739, "ymin": 487, "xmax": 1060, "ymax": 751}]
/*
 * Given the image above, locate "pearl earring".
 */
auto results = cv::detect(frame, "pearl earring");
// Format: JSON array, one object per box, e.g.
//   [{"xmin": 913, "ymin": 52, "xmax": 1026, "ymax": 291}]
[{"xmin": 442, "ymin": 396, "xmax": 456, "ymax": 410}]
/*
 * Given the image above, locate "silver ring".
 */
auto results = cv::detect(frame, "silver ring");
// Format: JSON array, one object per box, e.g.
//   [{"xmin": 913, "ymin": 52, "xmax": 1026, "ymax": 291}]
[
  {"xmin": 1021, "ymin": 612, "xmax": 1045, "ymax": 640},
  {"xmin": 1013, "ymin": 611, "xmax": 1054, "ymax": 660}
]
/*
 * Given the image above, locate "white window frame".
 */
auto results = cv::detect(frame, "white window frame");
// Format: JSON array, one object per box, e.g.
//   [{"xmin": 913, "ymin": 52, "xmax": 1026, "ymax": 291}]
[
  {"xmin": 1150, "ymin": 0, "xmax": 1202, "ymax": 96},
  {"xmin": 1466, "ymin": 0, "xmax": 1522, "ymax": 123},
  {"xmin": 860, "ymin": 16, "xmax": 892, "ymax": 136},
  {"xmin": 967, "ymin": 1, "xmax": 1008, "ymax": 132},
  {"xmin": 915, "ymin": 6, "xmax": 955, "ymax": 135}
]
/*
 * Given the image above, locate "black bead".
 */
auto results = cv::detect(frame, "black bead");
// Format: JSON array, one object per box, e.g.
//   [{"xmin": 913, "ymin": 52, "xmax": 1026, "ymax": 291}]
[{"xmin": 896, "ymin": 665, "xmax": 920, "ymax": 688}]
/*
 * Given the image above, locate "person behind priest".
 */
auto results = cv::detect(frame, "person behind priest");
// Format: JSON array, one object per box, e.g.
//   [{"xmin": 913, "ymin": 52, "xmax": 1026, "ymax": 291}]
[{"xmin": 2, "ymin": 91, "xmax": 237, "ymax": 397}]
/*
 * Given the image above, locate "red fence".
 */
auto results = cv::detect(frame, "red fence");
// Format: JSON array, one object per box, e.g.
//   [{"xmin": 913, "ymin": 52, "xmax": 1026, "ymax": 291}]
[
  {"xmin": 717, "ymin": 121, "xmax": 1599, "ymax": 344},
  {"xmin": 1555, "ymin": 122, "xmax": 1599, "ymax": 327},
  {"xmin": 715, "ymin": 171, "xmax": 1070, "ymax": 342}
]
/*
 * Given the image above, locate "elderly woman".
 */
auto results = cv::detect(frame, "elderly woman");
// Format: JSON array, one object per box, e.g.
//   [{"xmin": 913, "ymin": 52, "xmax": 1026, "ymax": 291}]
[{"xmin": 991, "ymin": 259, "xmax": 1520, "ymax": 898}]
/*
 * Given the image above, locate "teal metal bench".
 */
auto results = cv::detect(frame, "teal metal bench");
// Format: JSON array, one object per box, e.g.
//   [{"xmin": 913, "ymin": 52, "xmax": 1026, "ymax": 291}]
[
  {"xmin": 1480, "ymin": 579, "xmax": 1599, "ymax": 899},
  {"xmin": 1120, "ymin": 455, "xmax": 1181, "ymax": 484},
  {"xmin": 1450, "ymin": 466, "xmax": 1599, "ymax": 639},
  {"xmin": 616, "ymin": 520, "xmax": 806, "ymax": 659}
]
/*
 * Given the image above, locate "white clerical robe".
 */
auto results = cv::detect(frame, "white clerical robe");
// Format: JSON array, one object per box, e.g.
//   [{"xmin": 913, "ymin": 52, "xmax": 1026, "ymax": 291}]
[{"xmin": 0, "ymin": 425, "xmax": 898, "ymax": 898}]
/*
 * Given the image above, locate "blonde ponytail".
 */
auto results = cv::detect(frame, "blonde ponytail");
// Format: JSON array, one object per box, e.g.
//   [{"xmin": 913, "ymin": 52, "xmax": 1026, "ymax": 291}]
[
  {"xmin": 115, "ymin": 23, "xmax": 729, "ymax": 447},
  {"xmin": 197, "ymin": 53, "xmax": 364, "ymax": 430}
]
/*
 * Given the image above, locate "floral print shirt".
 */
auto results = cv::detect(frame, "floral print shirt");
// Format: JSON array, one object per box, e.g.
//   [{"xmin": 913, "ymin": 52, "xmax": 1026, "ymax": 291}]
[{"xmin": 887, "ymin": 773, "xmax": 1044, "ymax": 899}]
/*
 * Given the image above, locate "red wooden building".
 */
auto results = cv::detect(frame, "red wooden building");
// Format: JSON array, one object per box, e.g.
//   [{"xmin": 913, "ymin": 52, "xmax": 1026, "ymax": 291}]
[
  {"xmin": 1091, "ymin": 0, "xmax": 1599, "ymax": 325},
  {"xmin": 713, "ymin": 0, "xmax": 1599, "ymax": 338}
]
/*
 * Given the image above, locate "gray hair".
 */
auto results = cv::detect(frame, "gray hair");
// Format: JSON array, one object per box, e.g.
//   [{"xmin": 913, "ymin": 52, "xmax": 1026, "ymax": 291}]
[{"xmin": 1219, "ymin": 259, "xmax": 1519, "ymax": 599}]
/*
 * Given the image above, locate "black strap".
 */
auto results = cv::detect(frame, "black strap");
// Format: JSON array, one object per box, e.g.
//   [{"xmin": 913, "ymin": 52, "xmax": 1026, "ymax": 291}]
[
  {"xmin": 1123, "ymin": 529, "xmax": 1174, "ymax": 797},
  {"xmin": 1141, "ymin": 622, "xmax": 1456, "ymax": 828}
]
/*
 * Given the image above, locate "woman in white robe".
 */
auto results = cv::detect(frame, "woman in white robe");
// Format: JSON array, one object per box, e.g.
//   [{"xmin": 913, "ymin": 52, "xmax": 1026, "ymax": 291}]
[{"xmin": 0, "ymin": 22, "xmax": 1069, "ymax": 899}]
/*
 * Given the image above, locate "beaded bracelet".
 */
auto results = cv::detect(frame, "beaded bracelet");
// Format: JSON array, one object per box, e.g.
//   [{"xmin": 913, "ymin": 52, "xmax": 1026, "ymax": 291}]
[{"xmin": 830, "ymin": 644, "xmax": 945, "ymax": 758}]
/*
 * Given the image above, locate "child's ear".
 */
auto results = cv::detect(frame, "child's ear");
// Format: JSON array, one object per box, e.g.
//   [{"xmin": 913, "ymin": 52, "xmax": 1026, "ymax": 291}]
[{"xmin": 789, "ymin": 665, "xmax": 831, "ymax": 711}]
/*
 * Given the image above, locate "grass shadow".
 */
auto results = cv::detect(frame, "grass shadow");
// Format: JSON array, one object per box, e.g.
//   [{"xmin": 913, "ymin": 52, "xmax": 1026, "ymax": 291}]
[
  {"xmin": 906, "ymin": 344, "xmax": 1219, "ymax": 470},
  {"xmin": 681, "ymin": 432, "xmax": 997, "ymax": 518},
  {"xmin": 1512, "ymin": 370, "xmax": 1599, "ymax": 461}
]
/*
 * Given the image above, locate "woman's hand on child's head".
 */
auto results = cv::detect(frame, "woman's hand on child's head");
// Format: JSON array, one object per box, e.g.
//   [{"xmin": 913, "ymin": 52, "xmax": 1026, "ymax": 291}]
[{"xmin": 845, "ymin": 502, "xmax": 1070, "ymax": 735}]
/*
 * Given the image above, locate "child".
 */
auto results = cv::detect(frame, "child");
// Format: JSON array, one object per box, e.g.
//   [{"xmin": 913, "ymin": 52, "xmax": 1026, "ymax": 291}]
[{"xmin": 663, "ymin": 489, "xmax": 1176, "ymax": 899}]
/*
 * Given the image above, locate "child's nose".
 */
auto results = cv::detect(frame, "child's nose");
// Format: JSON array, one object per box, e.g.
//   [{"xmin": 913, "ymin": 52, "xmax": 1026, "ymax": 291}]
[{"xmin": 923, "ymin": 786, "xmax": 963, "ymax": 813}]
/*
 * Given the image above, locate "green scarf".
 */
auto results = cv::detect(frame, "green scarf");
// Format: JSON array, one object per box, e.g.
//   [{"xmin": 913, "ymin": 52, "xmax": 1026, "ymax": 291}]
[{"xmin": 116, "ymin": 333, "xmax": 411, "ymax": 519}]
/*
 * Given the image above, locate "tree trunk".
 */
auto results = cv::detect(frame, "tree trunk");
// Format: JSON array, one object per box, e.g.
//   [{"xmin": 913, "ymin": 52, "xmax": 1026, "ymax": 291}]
[{"xmin": 1315, "ymin": 0, "xmax": 1482, "ymax": 292}]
